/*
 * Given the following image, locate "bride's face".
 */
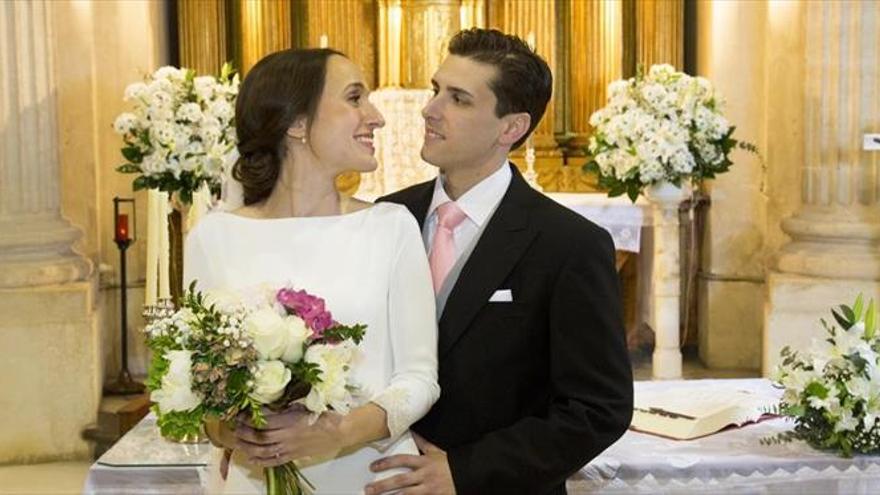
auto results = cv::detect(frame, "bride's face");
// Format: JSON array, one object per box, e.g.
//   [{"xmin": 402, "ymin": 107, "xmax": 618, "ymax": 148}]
[{"xmin": 306, "ymin": 55, "xmax": 385, "ymax": 174}]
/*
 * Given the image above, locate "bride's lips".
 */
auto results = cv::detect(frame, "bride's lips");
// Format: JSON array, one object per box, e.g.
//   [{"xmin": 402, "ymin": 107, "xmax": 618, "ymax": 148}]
[{"xmin": 354, "ymin": 133, "xmax": 374, "ymax": 153}]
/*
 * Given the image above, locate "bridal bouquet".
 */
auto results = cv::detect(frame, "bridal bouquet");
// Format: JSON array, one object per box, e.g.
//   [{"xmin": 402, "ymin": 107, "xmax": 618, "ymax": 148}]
[
  {"xmin": 768, "ymin": 295, "xmax": 880, "ymax": 456},
  {"xmin": 145, "ymin": 282, "xmax": 366, "ymax": 495},
  {"xmin": 113, "ymin": 63, "xmax": 239, "ymax": 204},
  {"xmin": 585, "ymin": 64, "xmax": 757, "ymax": 202}
]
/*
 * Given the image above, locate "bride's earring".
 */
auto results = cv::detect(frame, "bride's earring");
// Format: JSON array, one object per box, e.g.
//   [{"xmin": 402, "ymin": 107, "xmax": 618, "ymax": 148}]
[{"xmin": 301, "ymin": 137, "xmax": 307, "ymax": 145}]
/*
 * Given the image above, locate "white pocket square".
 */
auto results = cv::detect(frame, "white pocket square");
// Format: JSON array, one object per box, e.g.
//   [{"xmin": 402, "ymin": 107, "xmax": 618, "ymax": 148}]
[{"xmin": 489, "ymin": 289, "xmax": 513, "ymax": 302}]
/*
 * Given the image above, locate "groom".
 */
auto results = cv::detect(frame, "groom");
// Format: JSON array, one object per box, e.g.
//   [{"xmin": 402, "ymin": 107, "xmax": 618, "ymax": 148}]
[{"xmin": 370, "ymin": 29, "xmax": 633, "ymax": 495}]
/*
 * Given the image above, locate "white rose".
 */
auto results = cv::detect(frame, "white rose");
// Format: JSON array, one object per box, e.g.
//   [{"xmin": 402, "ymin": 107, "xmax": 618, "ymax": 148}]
[
  {"xmin": 280, "ymin": 315, "xmax": 310, "ymax": 363},
  {"xmin": 151, "ymin": 350, "xmax": 202, "ymax": 413},
  {"xmin": 244, "ymin": 307, "xmax": 289, "ymax": 360},
  {"xmin": 251, "ymin": 360, "xmax": 291, "ymax": 404},
  {"xmin": 302, "ymin": 342, "xmax": 357, "ymax": 415},
  {"xmin": 113, "ymin": 113, "xmax": 139, "ymax": 135}
]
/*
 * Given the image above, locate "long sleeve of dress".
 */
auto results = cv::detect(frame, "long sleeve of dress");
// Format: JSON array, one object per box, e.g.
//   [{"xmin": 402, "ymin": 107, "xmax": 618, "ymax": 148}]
[{"xmin": 370, "ymin": 210, "xmax": 440, "ymax": 446}]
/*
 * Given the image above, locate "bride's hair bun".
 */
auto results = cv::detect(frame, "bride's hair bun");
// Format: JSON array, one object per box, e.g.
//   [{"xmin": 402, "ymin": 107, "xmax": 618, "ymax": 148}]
[{"xmin": 233, "ymin": 48, "xmax": 343, "ymax": 206}]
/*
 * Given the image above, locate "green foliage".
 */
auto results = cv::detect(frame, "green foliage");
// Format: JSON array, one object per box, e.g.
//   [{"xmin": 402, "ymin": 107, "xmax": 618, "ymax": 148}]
[
  {"xmin": 154, "ymin": 405, "xmax": 204, "ymax": 441},
  {"xmin": 321, "ymin": 324, "xmax": 367, "ymax": 345}
]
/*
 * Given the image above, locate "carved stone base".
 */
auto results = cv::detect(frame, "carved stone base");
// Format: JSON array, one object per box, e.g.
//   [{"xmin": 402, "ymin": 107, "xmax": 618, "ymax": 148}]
[
  {"xmin": 0, "ymin": 217, "xmax": 93, "ymax": 288},
  {"xmin": 0, "ymin": 280, "xmax": 100, "ymax": 463}
]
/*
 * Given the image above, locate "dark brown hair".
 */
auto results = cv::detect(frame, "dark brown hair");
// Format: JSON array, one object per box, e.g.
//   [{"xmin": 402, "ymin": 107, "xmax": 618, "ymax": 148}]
[
  {"xmin": 448, "ymin": 28, "xmax": 552, "ymax": 149},
  {"xmin": 233, "ymin": 48, "xmax": 343, "ymax": 205}
]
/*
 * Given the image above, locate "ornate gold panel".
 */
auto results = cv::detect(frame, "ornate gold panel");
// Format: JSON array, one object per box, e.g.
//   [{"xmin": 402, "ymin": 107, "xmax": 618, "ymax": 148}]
[
  {"xmin": 176, "ymin": 0, "xmax": 228, "ymax": 75},
  {"xmin": 636, "ymin": 0, "xmax": 684, "ymax": 70},
  {"xmin": 487, "ymin": 0, "xmax": 557, "ymax": 151},
  {"xmin": 304, "ymin": 0, "xmax": 378, "ymax": 90},
  {"xmin": 238, "ymin": 0, "xmax": 292, "ymax": 74}
]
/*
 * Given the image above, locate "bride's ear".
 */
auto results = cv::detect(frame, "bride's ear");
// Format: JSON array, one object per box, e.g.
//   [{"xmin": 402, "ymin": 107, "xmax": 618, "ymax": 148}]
[{"xmin": 286, "ymin": 116, "xmax": 308, "ymax": 143}]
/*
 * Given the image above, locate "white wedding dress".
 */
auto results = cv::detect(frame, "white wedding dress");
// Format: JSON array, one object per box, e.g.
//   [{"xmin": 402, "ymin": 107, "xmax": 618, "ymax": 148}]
[{"xmin": 184, "ymin": 202, "xmax": 440, "ymax": 494}]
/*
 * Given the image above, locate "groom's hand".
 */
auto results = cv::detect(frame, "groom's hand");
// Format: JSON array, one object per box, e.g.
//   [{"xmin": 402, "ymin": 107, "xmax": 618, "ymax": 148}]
[{"xmin": 365, "ymin": 433, "xmax": 455, "ymax": 495}]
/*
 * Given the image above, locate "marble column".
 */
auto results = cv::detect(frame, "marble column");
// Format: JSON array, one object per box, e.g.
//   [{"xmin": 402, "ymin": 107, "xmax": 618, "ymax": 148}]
[
  {"xmin": 0, "ymin": 0, "xmax": 99, "ymax": 463},
  {"xmin": 765, "ymin": 1, "xmax": 880, "ymax": 373},
  {"xmin": 0, "ymin": 0, "xmax": 92, "ymax": 288}
]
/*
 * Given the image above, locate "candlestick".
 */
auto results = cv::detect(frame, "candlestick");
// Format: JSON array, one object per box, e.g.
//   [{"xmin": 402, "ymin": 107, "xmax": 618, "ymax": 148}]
[
  {"xmin": 145, "ymin": 190, "xmax": 159, "ymax": 307},
  {"xmin": 158, "ymin": 192, "xmax": 170, "ymax": 300},
  {"xmin": 106, "ymin": 197, "xmax": 144, "ymax": 395}
]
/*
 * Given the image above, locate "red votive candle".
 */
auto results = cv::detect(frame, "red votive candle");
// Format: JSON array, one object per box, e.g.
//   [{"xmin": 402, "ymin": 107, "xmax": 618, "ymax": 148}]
[{"xmin": 115, "ymin": 213, "xmax": 130, "ymax": 242}]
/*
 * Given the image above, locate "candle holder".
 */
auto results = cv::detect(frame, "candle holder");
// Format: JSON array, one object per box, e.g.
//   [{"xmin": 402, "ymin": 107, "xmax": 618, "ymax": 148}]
[
  {"xmin": 523, "ymin": 141, "xmax": 543, "ymax": 192},
  {"xmin": 142, "ymin": 298, "xmax": 177, "ymax": 325},
  {"xmin": 104, "ymin": 197, "xmax": 146, "ymax": 396}
]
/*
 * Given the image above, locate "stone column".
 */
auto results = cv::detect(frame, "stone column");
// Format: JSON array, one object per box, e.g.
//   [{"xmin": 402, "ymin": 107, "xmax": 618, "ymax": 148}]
[
  {"xmin": 0, "ymin": 0, "xmax": 98, "ymax": 463},
  {"xmin": 765, "ymin": 1, "xmax": 880, "ymax": 373},
  {"xmin": 0, "ymin": 0, "xmax": 92, "ymax": 287},
  {"xmin": 696, "ymin": 0, "xmax": 767, "ymax": 371}
]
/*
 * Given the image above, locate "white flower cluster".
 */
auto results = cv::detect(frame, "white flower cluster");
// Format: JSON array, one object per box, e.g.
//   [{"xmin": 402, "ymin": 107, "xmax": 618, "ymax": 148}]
[
  {"xmin": 773, "ymin": 298, "xmax": 880, "ymax": 454},
  {"xmin": 588, "ymin": 64, "xmax": 731, "ymax": 185},
  {"xmin": 113, "ymin": 64, "xmax": 239, "ymax": 183}
]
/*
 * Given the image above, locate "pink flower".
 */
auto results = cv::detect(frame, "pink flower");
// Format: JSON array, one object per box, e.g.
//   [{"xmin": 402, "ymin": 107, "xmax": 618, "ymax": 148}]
[{"xmin": 277, "ymin": 288, "xmax": 337, "ymax": 337}]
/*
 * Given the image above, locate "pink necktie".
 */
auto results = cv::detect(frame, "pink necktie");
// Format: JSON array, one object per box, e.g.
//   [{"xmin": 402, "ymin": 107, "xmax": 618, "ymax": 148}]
[{"xmin": 429, "ymin": 201, "xmax": 467, "ymax": 293}]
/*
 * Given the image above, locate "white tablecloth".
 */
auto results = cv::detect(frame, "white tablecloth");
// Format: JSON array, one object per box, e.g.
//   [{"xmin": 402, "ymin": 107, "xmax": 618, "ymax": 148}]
[
  {"xmin": 547, "ymin": 192, "xmax": 650, "ymax": 253},
  {"xmin": 86, "ymin": 379, "xmax": 880, "ymax": 494},
  {"xmin": 568, "ymin": 378, "xmax": 880, "ymax": 494}
]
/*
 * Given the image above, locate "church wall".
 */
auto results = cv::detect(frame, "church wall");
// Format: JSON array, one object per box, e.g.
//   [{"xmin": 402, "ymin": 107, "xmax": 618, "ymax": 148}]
[{"xmin": 54, "ymin": 0, "xmax": 169, "ymax": 383}]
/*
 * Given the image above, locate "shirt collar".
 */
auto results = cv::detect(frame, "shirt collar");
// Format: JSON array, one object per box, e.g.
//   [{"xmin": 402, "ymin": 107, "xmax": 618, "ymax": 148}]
[{"xmin": 426, "ymin": 160, "xmax": 512, "ymax": 228}]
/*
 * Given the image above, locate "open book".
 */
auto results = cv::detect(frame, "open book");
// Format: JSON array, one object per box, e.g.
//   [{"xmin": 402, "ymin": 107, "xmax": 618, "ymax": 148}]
[{"xmin": 630, "ymin": 387, "xmax": 778, "ymax": 440}]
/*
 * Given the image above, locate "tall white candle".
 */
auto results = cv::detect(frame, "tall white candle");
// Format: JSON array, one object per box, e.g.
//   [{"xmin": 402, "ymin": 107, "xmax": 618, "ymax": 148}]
[
  {"xmin": 526, "ymin": 32, "xmax": 536, "ymax": 51},
  {"xmin": 144, "ymin": 190, "xmax": 159, "ymax": 306},
  {"xmin": 158, "ymin": 191, "xmax": 171, "ymax": 300},
  {"xmin": 319, "ymin": 33, "xmax": 329, "ymax": 48}
]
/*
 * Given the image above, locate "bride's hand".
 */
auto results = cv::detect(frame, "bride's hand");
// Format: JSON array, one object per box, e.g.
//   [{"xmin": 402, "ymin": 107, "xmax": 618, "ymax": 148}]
[{"xmin": 234, "ymin": 405, "xmax": 348, "ymax": 468}]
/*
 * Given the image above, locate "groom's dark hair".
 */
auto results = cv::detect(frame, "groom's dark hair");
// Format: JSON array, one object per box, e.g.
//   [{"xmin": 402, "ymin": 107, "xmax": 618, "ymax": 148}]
[
  {"xmin": 233, "ymin": 48, "xmax": 343, "ymax": 206},
  {"xmin": 448, "ymin": 28, "xmax": 552, "ymax": 150}
]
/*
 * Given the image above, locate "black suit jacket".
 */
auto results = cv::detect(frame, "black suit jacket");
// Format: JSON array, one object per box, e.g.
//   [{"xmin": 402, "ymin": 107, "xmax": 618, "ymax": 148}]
[{"xmin": 379, "ymin": 164, "xmax": 633, "ymax": 495}]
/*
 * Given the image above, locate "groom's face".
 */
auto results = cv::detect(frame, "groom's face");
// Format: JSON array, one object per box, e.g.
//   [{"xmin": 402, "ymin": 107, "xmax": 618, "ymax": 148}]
[{"xmin": 421, "ymin": 55, "xmax": 507, "ymax": 172}]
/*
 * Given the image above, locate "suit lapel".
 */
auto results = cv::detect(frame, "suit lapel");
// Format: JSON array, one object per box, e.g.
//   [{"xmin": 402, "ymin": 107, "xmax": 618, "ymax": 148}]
[
  {"xmin": 438, "ymin": 166, "xmax": 538, "ymax": 358},
  {"xmin": 404, "ymin": 181, "xmax": 434, "ymax": 229}
]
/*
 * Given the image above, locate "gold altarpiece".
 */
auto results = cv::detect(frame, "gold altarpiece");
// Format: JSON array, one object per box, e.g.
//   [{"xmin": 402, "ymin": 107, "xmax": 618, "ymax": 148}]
[{"xmin": 174, "ymin": 0, "xmax": 683, "ymax": 194}]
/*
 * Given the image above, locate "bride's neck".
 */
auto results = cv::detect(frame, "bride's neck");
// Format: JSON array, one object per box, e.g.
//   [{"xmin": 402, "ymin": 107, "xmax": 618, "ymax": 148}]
[{"xmin": 259, "ymin": 157, "xmax": 343, "ymax": 218}]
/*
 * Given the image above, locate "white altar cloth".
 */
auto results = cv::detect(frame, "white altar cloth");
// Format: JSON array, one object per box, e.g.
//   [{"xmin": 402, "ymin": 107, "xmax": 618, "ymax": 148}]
[
  {"xmin": 85, "ymin": 379, "xmax": 880, "ymax": 494},
  {"xmin": 546, "ymin": 192, "xmax": 650, "ymax": 253},
  {"xmin": 569, "ymin": 378, "xmax": 880, "ymax": 494}
]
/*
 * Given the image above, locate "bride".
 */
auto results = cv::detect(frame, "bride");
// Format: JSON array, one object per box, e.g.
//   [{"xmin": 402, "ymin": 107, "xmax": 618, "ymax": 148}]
[{"xmin": 184, "ymin": 48, "xmax": 439, "ymax": 494}]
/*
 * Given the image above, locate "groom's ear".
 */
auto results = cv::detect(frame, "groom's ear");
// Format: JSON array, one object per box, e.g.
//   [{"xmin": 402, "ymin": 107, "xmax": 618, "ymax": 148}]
[
  {"xmin": 497, "ymin": 112, "xmax": 531, "ymax": 147},
  {"xmin": 286, "ymin": 116, "xmax": 308, "ymax": 141}
]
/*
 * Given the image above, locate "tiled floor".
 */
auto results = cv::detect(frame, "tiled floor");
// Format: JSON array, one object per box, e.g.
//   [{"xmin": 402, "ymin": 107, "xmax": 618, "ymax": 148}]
[
  {"xmin": 0, "ymin": 461, "xmax": 90, "ymax": 495},
  {"xmin": 0, "ymin": 350, "xmax": 759, "ymax": 493}
]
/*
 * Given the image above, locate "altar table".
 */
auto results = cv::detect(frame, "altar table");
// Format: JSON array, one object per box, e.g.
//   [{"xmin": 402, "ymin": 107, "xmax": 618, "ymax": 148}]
[
  {"xmin": 569, "ymin": 378, "xmax": 880, "ymax": 494},
  {"xmin": 84, "ymin": 378, "xmax": 880, "ymax": 494}
]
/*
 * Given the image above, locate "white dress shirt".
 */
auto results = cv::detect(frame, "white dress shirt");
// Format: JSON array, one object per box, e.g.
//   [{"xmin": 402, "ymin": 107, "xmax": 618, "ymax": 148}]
[{"xmin": 423, "ymin": 161, "xmax": 512, "ymax": 260}]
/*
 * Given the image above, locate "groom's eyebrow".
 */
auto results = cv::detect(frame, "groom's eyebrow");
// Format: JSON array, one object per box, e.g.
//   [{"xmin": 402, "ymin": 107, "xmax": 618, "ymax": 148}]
[
  {"xmin": 431, "ymin": 79, "xmax": 473, "ymax": 99},
  {"xmin": 344, "ymin": 82, "xmax": 366, "ymax": 92}
]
